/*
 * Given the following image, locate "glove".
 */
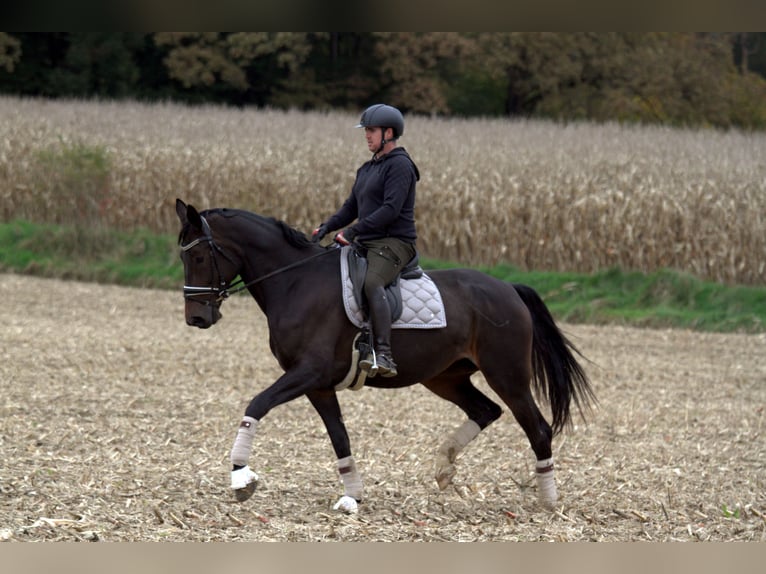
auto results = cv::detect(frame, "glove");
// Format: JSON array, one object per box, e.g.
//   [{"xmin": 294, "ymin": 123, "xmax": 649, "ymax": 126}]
[
  {"xmin": 334, "ymin": 227, "xmax": 357, "ymax": 246},
  {"xmin": 311, "ymin": 223, "xmax": 328, "ymax": 243}
]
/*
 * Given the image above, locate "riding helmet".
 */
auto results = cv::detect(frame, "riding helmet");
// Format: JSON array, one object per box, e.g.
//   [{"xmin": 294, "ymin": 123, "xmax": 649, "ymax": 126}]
[{"xmin": 356, "ymin": 104, "xmax": 404, "ymax": 138}]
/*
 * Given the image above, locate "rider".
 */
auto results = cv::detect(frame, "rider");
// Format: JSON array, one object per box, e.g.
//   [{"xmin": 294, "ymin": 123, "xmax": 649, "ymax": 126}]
[{"xmin": 312, "ymin": 104, "xmax": 420, "ymax": 378}]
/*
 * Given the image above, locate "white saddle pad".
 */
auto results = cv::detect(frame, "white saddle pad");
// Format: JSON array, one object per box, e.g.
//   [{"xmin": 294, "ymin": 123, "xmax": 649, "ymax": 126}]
[{"xmin": 339, "ymin": 246, "xmax": 447, "ymax": 330}]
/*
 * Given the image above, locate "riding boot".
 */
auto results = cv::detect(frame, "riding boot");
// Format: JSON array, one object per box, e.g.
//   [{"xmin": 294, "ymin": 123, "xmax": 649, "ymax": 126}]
[{"xmin": 359, "ymin": 287, "xmax": 397, "ymax": 378}]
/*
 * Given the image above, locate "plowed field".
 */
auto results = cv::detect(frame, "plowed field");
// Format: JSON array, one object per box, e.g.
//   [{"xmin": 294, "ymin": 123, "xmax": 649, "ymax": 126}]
[{"xmin": 1, "ymin": 274, "xmax": 764, "ymax": 541}]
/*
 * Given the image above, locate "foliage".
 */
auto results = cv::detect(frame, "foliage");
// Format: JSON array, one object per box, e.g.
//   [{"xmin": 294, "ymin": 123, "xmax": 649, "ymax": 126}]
[
  {"xmin": 29, "ymin": 140, "xmax": 112, "ymax": 226},
  {"xmin": 425, "ymin": 260, "xmax": 766, "ymax": 333},
  {"xmin": 0, "ymin": 32, "xmax": 21, "ymax": 72},
  {"xmin": 0, "ymin": 220, "xmax": 181, "ymax": 288},
  {"xmin": 155, "ymin": 32, "xmax": 316, "ymax": 95},
  {"xmin": 1, "ymin": 33, "xmax": 766, "ymax": 128},
  {"xmin": 372, "ymin": 32, "xmax": 475, "ymax": 115},
  {"xmin": 474, "ymin": 32, "xmax": 766, "ymax": 128},
  {"xmin": 45, "ymin": 33, "xmax": 142, "ymax": 98}
]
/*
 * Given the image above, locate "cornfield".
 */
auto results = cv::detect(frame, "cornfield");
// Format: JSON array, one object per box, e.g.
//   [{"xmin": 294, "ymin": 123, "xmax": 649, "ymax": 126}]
[{"xmin": 1, "ymin": 95, "xmax": 764, "ymax": 285}]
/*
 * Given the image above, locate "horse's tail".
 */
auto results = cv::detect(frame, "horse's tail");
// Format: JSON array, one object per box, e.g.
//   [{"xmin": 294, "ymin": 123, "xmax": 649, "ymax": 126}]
[{"xmin": 513, "ymin": 283, "xmax": 596, "ymax": 435}]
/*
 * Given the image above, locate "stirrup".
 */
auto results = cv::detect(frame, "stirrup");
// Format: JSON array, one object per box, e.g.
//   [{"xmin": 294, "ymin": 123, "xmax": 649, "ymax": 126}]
[
  {"xmin": 361, "ymin": 350, "xmax": 397, "ymax": 378},
  {"xmin": 359, "ymin": 349, "xmax": 379, "ymax": 377}
]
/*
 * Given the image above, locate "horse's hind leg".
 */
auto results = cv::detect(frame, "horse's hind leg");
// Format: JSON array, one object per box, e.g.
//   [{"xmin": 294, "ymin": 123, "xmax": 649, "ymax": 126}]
[
  {"xmin": 422, "ymin": 361, "xmax": 503, "ymax": 490},
  {"xmin": 479, "ymin": 359, "xmax": 558, "ymax": 508}
]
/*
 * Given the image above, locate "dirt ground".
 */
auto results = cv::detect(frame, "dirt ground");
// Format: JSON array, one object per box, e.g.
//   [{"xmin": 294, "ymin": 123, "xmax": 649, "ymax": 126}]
[{"xmin": 1, "ymin": 273, "xmax": 764, "ymax": 542}]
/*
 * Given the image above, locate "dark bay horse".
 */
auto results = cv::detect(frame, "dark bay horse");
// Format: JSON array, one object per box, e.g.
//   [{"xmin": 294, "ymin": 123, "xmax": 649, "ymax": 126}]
[{"xmin": 175, "ymin": 199, "xmax": 595, "ymax": 513}]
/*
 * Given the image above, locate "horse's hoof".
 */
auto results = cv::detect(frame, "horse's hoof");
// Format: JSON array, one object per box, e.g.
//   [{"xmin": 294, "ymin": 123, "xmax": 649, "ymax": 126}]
[
  {"xmin": 435, "ymin": 463, "xmax": 456, "ymax": 490},
  {"xmin": 538, "ymin": 492, "xmax": 558, "ymax": 510},
  {"xmin": 231, "ymin": 466, "xmax": 258, "ymax": 502},
  {"xmin": 234, "ymin": 482, "xmax": 256, "ymax": 502},
  {"xmin": 333, "ymin": 495, "xmax": 359, "ymax": 514}
]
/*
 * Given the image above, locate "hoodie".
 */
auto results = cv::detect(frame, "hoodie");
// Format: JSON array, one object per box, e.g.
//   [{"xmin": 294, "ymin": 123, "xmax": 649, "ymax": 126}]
[{"xmin": 325, "ymin": 147, "xmax": 420, "ymax": 243}]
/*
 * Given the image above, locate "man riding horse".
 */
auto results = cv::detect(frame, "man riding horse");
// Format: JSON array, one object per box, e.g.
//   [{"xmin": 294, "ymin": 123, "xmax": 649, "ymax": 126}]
[{"xmin": 312, "ymin": 104, "xmax": 419, "ymax": 378}]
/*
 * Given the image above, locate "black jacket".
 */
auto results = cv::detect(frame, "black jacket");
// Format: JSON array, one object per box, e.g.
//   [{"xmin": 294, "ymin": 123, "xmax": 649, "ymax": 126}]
[{"xmin": 325, "ymin": 147, "xmax": 419, "ymax": 243}]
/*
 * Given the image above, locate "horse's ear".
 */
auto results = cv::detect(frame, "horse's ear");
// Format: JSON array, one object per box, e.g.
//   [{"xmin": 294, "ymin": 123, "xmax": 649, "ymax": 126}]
[
  {"xmin": 187, "ymin": 204, "xmax": 203, "ymax": 230},
  {"xmin": 176, "ymin": 198, "xmax": 203, "ymax": 230},
  {"xmin": 175, "ymin": 198, "xmax": 188, "ymax": 225}
]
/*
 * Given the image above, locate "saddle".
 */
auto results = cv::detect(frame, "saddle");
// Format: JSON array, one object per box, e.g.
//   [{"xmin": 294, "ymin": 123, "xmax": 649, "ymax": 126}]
[
  {"xmin": 339, "ymin": 245, "xmax": 447, "ymax": 331},
  {"xmin": 346, "ymin": 244, "xmax": 423, "ymax": 323}
]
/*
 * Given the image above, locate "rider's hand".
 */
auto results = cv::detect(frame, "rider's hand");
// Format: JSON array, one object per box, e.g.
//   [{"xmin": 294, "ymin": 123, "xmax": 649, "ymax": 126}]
[
  {"xmin": 334, "ymin": 227, "xmax": 357, "ymax": 246},
  {"xmin": 311, "ymin": 223, "xmax": 328, "ymax": 243}
]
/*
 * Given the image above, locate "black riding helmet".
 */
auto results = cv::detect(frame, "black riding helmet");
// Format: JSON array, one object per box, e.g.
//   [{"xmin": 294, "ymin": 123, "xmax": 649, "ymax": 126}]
[{"xmin": 355, "ymin": 104, "xmax": 404, "ymax": 139}]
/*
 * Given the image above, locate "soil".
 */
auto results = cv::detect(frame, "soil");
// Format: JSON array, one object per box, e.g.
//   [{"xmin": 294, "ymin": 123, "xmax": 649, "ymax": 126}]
[{"xmin": 1, "ymin": 273, "xmax": 764, "ymax": 541}]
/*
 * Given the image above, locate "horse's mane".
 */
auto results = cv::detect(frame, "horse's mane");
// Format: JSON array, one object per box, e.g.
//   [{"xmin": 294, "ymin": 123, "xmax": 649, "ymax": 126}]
[{"xmin": 203, "ymin": 208, "xmax": 313, "ymax": 250}]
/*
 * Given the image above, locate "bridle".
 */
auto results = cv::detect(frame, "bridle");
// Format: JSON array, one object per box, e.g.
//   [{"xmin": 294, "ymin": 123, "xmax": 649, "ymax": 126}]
[
  {"xmin": 180, "ymin": 215, "xmax": 234, "ymax": 305},
  {"xmin": 180, "ymin": 214, "xmax": 335, "ymax": 304}
]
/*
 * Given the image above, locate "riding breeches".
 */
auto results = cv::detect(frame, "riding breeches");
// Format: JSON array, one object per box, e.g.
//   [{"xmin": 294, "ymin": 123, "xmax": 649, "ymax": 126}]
[{"xmin": 361, "ymin": 237, "xmax": 416, "ymax": 297}]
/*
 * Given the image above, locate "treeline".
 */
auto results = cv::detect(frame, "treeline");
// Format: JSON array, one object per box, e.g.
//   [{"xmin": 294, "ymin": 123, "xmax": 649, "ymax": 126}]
[{"xmin": 2, "ymin": 32, "xmax": 766, "ymax": 128}]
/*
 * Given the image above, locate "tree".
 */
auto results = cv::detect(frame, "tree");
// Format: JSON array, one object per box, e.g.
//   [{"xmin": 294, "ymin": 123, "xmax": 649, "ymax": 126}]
[
  {"xmin": 372, "ymin": 32, "xmax": 475, "ymax": 114},
  {"xmin": 284, "ymin": 32, "xmax": 378, "ymax": 110},
  {"xmin": 474, "ymin": 33, "xmax": 592, "ymax": 117},
  {"xmin": 611, "ymin": 33, "xmax": 750, "ymax": 127},
  {"xmin": 46, "ymin": 33, "xmax": 142, "ymax": 98},
  {"xmin": 733, "ymin": 32, "xmax": 759, "ymax": 74},
  {"xmin": 474, "ymin": 32, "xmax": 766, "ymax": 128},
  {"xmin": 0, "ymin": 33, "xmax": 21, "ymax": 72},
  {"xmin": 0, "ymin": 33, "xmax": 142, "ymax": 98},
  {"xmin": 0, "ymin": 33, "xmax": 763, "ymax": 128},
  {"xmin": 154, "ymin": 33, "xmax": 318, "ymax": 105},
  {"xmin": 155, "ymin": 33, "xmax": 250, "ymax": 91}
]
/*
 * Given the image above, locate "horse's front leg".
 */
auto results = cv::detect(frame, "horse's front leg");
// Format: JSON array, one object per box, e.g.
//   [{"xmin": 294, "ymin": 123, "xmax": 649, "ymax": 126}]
[
  {"xmin": 229, "ymin": 368, "xmax": 321, "ymax": 502},
  {"xmin": 230, "ymin": 417, "xmax": 260, "ymax": 501},
  {"xmin": 306, "ymin": 389, "xmax": 362, "ymax": 514}
]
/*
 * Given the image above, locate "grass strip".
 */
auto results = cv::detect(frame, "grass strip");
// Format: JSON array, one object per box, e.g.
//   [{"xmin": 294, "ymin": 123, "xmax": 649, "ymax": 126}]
[{"xmin": 2, "ymin": 220, "xmax": 763, "ymax": 333}]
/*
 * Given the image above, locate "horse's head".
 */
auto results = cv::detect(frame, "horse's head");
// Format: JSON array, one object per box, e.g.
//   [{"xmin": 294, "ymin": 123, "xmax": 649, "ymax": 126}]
[{"xmin": 175, "ymin": 198, "xmax": 240, "ymax": 329}]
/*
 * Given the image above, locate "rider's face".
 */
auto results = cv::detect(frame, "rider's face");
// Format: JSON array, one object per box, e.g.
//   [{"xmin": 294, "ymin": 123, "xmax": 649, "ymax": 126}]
[{"xmin": 364, "ymin": 126, "xmax": 384, "ymax": 152}]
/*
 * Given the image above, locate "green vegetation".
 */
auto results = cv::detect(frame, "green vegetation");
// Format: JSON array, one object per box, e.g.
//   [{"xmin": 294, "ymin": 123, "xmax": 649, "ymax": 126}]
[
  {"xmin": 427, "ymin": 259, "xmax": 765, "ymax": 332},
  {"xmin": 0, "ymin": 220, "xmax": 181, "ymax": 289},
  {"xmin": 31, "ymin": 140, "xmax": 112, "ymax": 226},
  {"xmin": 482, "ymin": 265, "xmax": 766, "ymax": 333},
  {"xmin": 2, "ymin": 220, "xmax": 763, "ymax": 334}
]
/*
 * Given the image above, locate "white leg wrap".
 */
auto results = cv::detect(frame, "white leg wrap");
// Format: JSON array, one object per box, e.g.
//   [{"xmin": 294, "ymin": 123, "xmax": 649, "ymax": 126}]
[
  {"xmin": 435, "ymin": 419, "xmax": 481, "ymax": 490},
  {"xmin": 230, "ymin": 416, "xmax": 259, "ymax": 467},
  {"xmin": 440, "ymin": 420, "xmax": 481, "ymax": 461},
  {"xmin": 535, "ymin": 457, "xmax": 557, "ymax": 508},
  {"xmin": 336, "ymin": 455, "xmax": 363, "ymax": 501}
]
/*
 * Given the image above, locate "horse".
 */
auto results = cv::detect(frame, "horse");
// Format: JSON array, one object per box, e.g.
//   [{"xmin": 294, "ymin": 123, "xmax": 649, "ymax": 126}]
[{"xmin": 175, "ymin": 198, "xmax": 595, "ymax": 513}]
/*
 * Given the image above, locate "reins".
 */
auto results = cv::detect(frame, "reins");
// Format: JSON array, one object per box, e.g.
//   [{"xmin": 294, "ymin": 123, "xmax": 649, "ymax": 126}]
[
  {"xmin": 181, "ymin": 215, "xmax": 336, "ymax": 303},
  {"xmin": 219, "ymin": 248, "xmax": 335, "ymax": 300}
]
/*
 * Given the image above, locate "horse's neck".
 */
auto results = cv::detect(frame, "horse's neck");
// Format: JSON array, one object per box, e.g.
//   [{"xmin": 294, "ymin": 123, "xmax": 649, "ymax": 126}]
[
  {"xmin": 238, "ymin": 232, "xmax": 314, "ymax": 312},
  {"xmin": 213, "ymin": 212, "xmax": 327, "ymax": 315}
]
